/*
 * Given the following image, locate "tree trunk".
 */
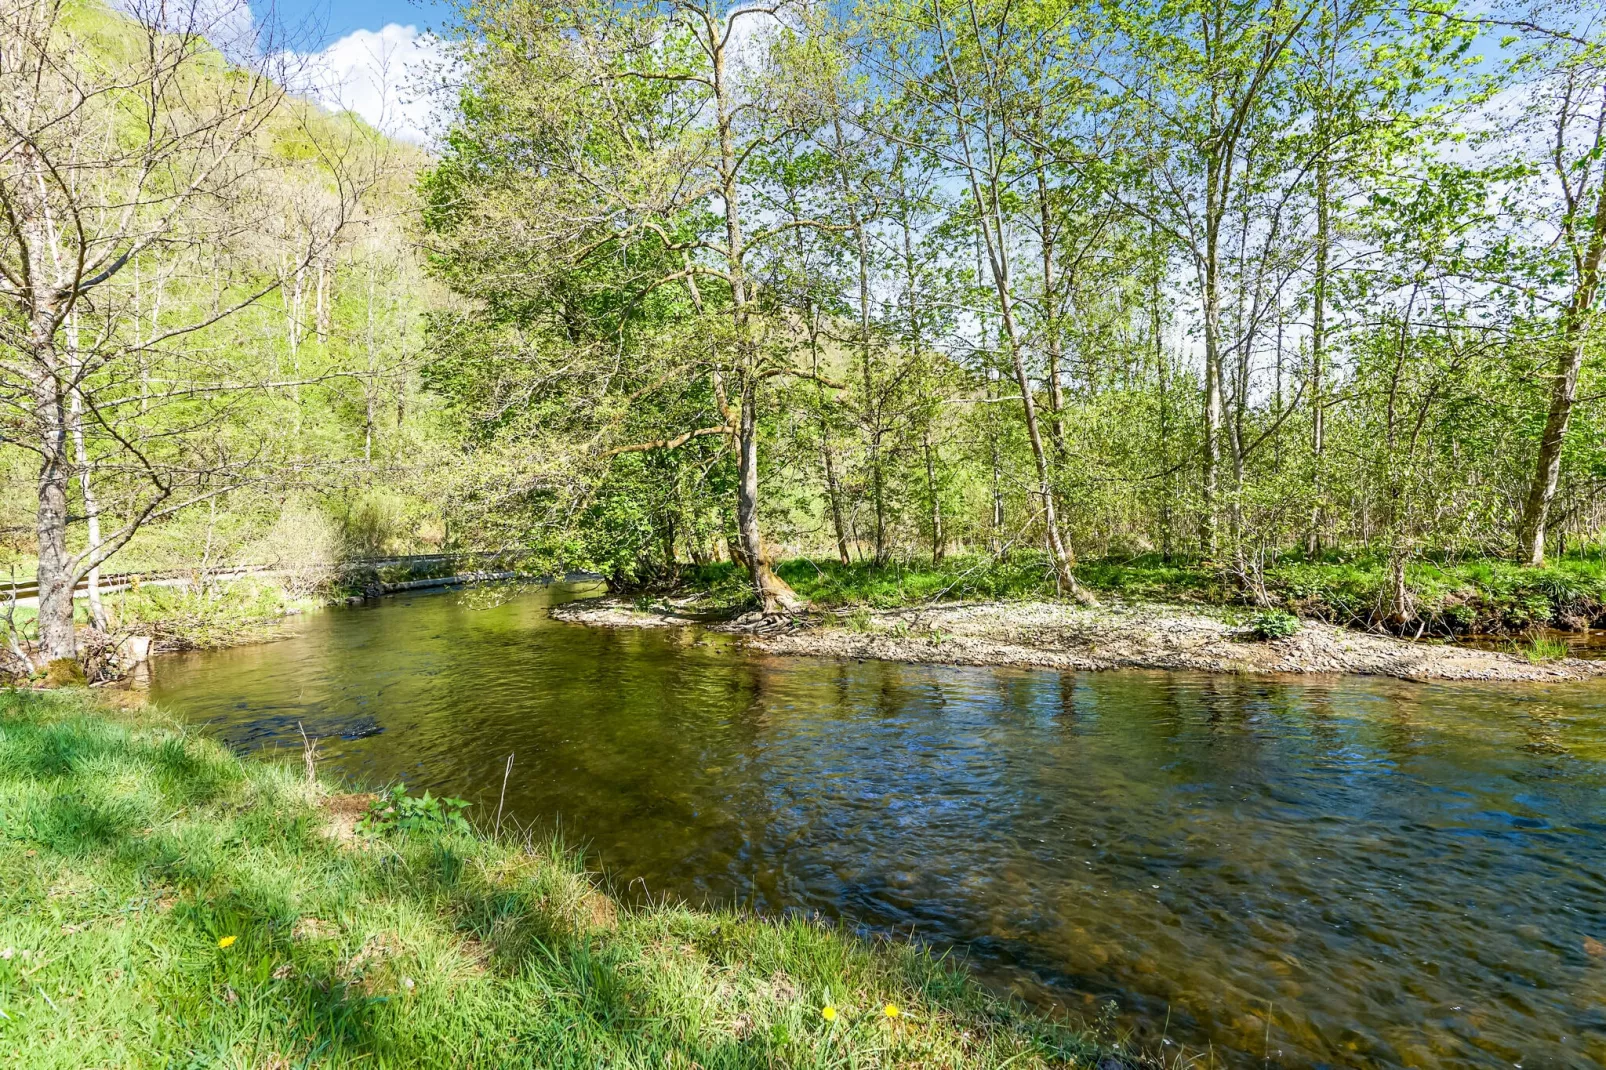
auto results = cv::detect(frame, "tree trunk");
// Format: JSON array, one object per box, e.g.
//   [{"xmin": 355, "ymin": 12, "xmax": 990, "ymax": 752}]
[
  {"xmin": 724, "ymin": 524, "xmax": 748, "ymax": 570},
  {"xmin": 833, "ymin": 120, "xmax": 886, "ymax": 567},
  {"xmin": 936, "ymin": 39, "xmax": 1087, "ymax": 600},
  {"xmin": 33, "ymin": 353, "xmax": 76, "ymax": 663},
  {"xmin": 15, "ymin": 133, "xmax": 78, "ymax": 663},
  {"xmin": 1307, "ymin": 145, "xmax": 1329, "ymax": 556},
  {"xmin": 1387, "ymin": 549, "xmax": 1413, "ymax": 628},
  {"xmin": 1200, "ymin": 153, "xmax": 1225, "ymax": 557},
  {"xmin": 822, "ymin": 440, "xmax": 851, "ymax": 566},
  {"xmin": 996, "ymin": 287, "xmax": 1088, "ymax": 601},
  {"xmin": 987, "ymin": 375, "xmax": 1006, "ymax": 555},
  {"xmin": 735, "ymin": 382, "xmax": 800, "ymax": 612},
  {"xmin": 924, "ymin": 431, "xmax": 945, "ymax": 564},
  {"xmin": 1517, "ymin": 171, "xmax": 1606, "ymax": 565},
  {"xmin": 1518, "ymin": 332, "xmax": 1589, "ymax": 566},
  {"xmin": 965, "ymin": 177, "xmax": 1088, "ymax": 599},
  {"xmin": 802, "ymin": 250, "xmax": 850, "ymax": 568},
  {"xmin": 659, "ymin": 503, "xmax": 678, "ymax": 575},
  {"xmin": 712, "ymin": 21, "xmax": 800, "ymax": 613},
  {"xmin": 1148, "ymin": 242, "xmax": 1173, "ymax": 560},
  {"xmin": 1036, "ymin": 164, "xmax": 1067, "ymax": 458}
]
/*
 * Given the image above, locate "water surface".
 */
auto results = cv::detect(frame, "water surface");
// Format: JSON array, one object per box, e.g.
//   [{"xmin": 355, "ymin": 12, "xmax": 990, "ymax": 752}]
[{"xmin": 150, "ymin": 586, "xmax": 1606, "ymax": 1068}]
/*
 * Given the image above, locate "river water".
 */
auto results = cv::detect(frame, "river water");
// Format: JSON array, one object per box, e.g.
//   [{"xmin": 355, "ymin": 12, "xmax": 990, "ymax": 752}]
[{"xmin": 148, "ymin": 585, "xmax": 1606, "ymax": 1068}]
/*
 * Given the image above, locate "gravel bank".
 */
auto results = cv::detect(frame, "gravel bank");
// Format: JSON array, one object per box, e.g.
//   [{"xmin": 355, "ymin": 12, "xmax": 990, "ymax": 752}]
[{"xmin": 550, "ymin": 597, "xmax": 1606, "ymax": 682}]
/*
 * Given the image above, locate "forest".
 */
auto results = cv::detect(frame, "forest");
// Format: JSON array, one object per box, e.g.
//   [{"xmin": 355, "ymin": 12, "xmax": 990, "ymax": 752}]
[{"xmin": 3, "ymin": 0, "xmax": 1605, "ymax": 665}]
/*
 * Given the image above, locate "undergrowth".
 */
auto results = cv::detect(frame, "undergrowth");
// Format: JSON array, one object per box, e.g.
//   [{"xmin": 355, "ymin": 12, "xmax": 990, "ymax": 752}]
[
  {"xmin": 0, "ymin": 691, "xmax": 1123, "ymax": 1069},
  {"xmin": 665, "ymin": 551, "xmax": 1606, "ymax": 636},
  {"xmin": 111, "ymin": 577, "xmax": 320, "ymax": 649}
]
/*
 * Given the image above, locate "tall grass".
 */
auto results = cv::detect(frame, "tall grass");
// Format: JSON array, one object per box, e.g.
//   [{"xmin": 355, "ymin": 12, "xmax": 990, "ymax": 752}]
[
  {"xmin": 1520, "ymin": 635, "xmax": 1571, "ymax": 663},
  {"xmin": 0, "ymin": 692, "xmax": 1117, "ymax": 1069}
]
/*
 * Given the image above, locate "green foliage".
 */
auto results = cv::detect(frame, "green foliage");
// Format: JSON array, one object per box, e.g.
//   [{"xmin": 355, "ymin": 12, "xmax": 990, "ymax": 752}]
[
  {"xmin": 1245, "ymin": 610, "xmax": 1301, "ymax": 641},
  {"xmin": 357, "ymin": 784, "xmax": 473, "ymax": 837},
  {"xmin": 339, "ymin": 490, "xmax": 422, "ymax": 558},
  {"xmin": 110, "ymin": 577, "xmax": 309, "ymax": 649},
  {"xmin": 397, "ymin": 0, "xmax": 1606, "ymax": 626},
  {"xmin": 13, "ymin": 0, "xmax": 1606, "ymax": 657},
  {"xmin": 1270, "ymin": 555, "xmax": 1606, "ymax": 634},
  {"xmin": 659, "ymin": 552, "xmax": 1606, "ymax": 639},
  {"xmin": 773, "ymin": 554, "xmax": 1062, "ymax": 608}
]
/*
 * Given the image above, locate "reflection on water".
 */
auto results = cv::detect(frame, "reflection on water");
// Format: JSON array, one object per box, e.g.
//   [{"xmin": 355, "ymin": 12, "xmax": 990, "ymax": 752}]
[{"xmin": 150, "ymin": 586, "xmax": 1606, "ymax": 1069}]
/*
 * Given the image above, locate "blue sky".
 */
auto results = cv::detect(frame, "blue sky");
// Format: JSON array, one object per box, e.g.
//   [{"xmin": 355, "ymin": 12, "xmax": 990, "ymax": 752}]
[
  {"xmin": 261, "ymin": 0, "xmax": 442, "ymax": 47},
  {"xmin": 230, "ymin": 0, "xmax": 451, "ymax": 142}
]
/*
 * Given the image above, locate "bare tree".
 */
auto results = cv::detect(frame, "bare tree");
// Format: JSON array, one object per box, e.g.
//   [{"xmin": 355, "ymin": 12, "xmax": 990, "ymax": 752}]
[{"xmin": 0, "ymin": 0, "xmax": 361, "ymax": 663}]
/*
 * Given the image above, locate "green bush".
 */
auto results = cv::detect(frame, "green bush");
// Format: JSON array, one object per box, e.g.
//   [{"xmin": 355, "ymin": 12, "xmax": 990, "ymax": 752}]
[{"xmin": 1245, "ymin": 610, "xmax": 1301, "ymax": 640}]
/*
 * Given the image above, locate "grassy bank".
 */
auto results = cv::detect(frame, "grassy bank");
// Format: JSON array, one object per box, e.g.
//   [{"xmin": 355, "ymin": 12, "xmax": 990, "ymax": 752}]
[
  {"xmin": 0, "ymin": 555, "xmax": 522, "ymax": 680},
  {"xmin": 661, "ymin": 553, "xmax": 1606, "ymax": 637},
  {"xmin": 0, "ymin": 691, "xmax": 1118, "ymax": 1069}
]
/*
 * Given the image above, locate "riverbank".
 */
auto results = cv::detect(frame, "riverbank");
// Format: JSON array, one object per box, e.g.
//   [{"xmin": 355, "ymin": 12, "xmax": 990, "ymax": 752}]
[
  {"xmin": 672, "ymin": 553, "xmax": 1606, "ymax": 638},
  {"xmin": 0, "ymin": 690, "xmax": 1124, "ymax": 1069},
  {"xmin": 111, "ymin": 557, "xmax": 544, "ymax": 653},
  {"xmin": 552, "ymin": 595, "xmax": 1606, "ymax": 682},
  {"xmin": 0, "ymin": 557, "xmax": 576, "ymax": 684}
]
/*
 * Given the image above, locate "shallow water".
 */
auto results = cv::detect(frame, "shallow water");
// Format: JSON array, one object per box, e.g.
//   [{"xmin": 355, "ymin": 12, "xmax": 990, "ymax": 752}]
[{"xmin": 149, "ymin": 586, "xmax": 1606, "ymax": 1068}]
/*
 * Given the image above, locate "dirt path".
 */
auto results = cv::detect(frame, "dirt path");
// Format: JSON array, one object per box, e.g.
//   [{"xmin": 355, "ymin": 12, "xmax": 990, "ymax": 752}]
[{"xmin": 550, "ymin": 597, "xmax": 1606, "ymax": 683}]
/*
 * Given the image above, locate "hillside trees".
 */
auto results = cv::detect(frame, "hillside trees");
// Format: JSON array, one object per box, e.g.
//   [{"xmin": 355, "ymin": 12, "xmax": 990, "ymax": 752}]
[{"xmin": 0, "ymin": 0, "xmax": 366, "ymax": 662}]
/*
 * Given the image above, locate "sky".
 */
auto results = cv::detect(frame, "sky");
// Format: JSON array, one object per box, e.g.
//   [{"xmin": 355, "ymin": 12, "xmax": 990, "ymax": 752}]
[
  {"xmin": 259, "ymin": 0, "xmax": 450, "ymax": 144},
  {"xmin": 261, "ymin": 0, "xmax": 442, "ymax": 47}
]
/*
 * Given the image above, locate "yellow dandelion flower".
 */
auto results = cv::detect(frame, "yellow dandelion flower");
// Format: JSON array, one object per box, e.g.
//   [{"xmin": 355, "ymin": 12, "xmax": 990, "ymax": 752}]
[
  {"xmin": 883, "ymin": 1004, "xmax": 900, "ymax": 1018},
  {"xmin": 217, "ymin": 935, "xmax": 237, "ymax": 949},
  {"xmin": 820, "ymin": 1005, "xmax": 837, "ymax": 1022}
]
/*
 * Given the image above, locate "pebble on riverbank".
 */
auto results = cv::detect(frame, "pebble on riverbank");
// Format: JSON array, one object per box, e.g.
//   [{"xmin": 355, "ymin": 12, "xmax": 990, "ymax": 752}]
[{"xmin": 550, "ymin": 597, "xmax": 1606, "ymax": 683}]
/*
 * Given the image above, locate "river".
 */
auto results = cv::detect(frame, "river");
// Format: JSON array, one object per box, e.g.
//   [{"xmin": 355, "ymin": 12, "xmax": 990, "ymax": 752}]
[{"xmin": 148, "ymin": 584, "xmax": 1606, "ymax": 1068}]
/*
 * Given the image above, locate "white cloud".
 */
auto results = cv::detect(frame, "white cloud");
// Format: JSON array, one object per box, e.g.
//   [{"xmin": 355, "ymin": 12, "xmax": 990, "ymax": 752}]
[
  {"xmin": 110, "ymin": 0, "xmax": 449, "ymax": 144},
  {"xmin": 111, "ymin": 0, "xmax": 261, "ymax": 61},
  {"xmin": 293, "ymin": 24, "xmax": 448, "ymax": 145}
]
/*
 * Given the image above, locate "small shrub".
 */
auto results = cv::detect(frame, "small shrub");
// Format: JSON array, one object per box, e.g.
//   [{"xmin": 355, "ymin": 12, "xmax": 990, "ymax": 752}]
[
  {"xmin": 256, "ymin": 498, "xmax": 341, "ymax": 598},
  {"xmin": 340, "ymin": 489, "xmax": 416, "ymax": 558},
  {"xmin": 113, "ymin": 577, "xmax": 291, "ymax": 650},
  {"xmin": 1245, "ymin": 610, "xmax": 1300, "ymax": 641},
  {"xmin": 357, "ymin": 784, "xmax": 472, "ymax": 837}
]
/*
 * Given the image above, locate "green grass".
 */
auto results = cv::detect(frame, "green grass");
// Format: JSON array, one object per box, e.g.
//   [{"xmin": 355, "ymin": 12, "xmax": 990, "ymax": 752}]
[
  {"xmin": 668, "ymin": 551, "xmax": 1606, "ymax": 637},
  {"xmin": 0, "ymin": 691, "xmax": 1117, "ymax": 1069},
  {"xmin": 1518, "ymin": 635, "xmax": 1571, "ymax": 663}
]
